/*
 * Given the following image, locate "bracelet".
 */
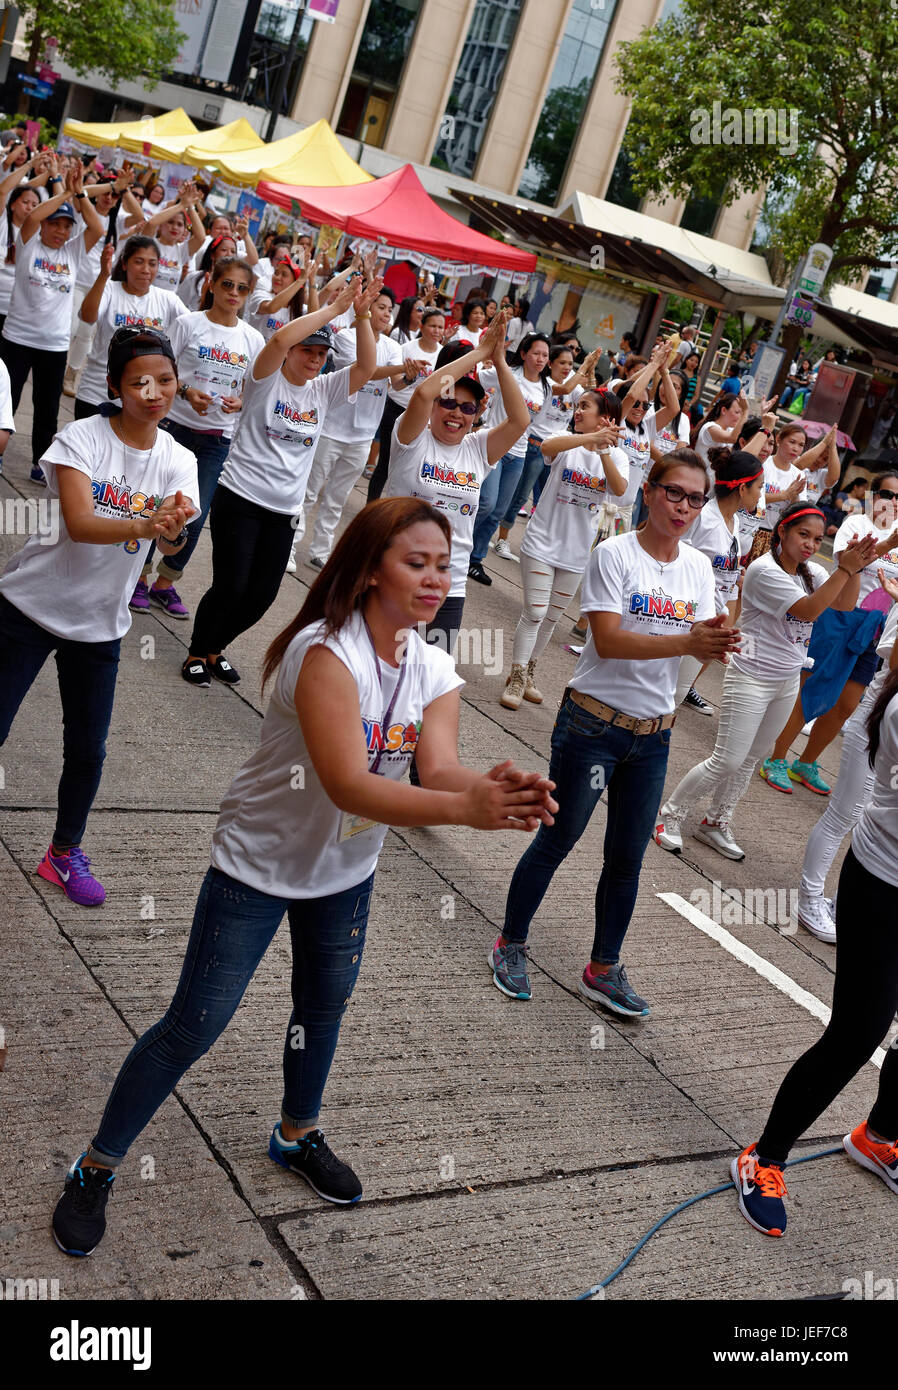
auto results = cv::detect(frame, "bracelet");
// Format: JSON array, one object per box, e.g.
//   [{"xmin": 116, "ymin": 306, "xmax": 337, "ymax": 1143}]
[
  {"xmin": 837, "ymin": 562, "xmax": 852, "ymax": 574},
  {"xmin": 353, "ymin": 312, "xmax": 371, "ymax": 322}
]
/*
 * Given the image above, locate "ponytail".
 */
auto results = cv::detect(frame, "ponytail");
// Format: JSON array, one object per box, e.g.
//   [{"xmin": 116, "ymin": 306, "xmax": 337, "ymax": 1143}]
[{"xmin": 867, "ymin": 669, "xmax": 898, "ymax": 768}]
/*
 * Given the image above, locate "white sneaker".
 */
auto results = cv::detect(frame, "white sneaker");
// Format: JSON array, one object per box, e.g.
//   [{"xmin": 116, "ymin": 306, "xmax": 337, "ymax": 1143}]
[
  {"xmin": 797, "ymin": 894, "xmax": 836, "ymax": 943},
  {"xmin": 654, "ymin": 814, "xmax": 683, "ymax": 853},
  {"xmin": 693, "ymin": 818, "xmax": 745, "ymax": 861},
  {"xmin": 493, "ymin": 538, "xmax": 519, "ymax": 562},
  {"xmin": 801, "ymin": 719, "xmax": 816, "ymax": 736},
  {"xmin": 285, "ymin": 551, "xmax": 297, "ymax": 574}
]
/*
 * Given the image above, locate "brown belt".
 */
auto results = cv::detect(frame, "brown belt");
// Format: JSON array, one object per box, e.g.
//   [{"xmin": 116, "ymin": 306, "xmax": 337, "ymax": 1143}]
[{"xmin": 565, "ymin": 687, "xmax": 676, "ymax": 736}]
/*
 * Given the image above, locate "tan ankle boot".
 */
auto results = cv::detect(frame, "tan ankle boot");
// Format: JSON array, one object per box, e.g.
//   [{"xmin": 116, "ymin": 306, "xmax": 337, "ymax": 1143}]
[
  {"xmin": 500, "ymin": 664, "xmax": 526, "ymax": 710},
  {"xmin": 523, "ymin": 658, "xmax": 543, "ymax": 703}
]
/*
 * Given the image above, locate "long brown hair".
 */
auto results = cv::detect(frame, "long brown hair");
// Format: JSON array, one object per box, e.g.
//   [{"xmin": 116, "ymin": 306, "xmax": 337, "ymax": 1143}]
[
  {"xmin": 262, "ymin": 498, "xmax": 452, "ymax": 693},
  {"xmin": 867, "ymin": 669, "xmax": 898, "ymax": 767},
  {"xmin": 200, "ymin": 255, "xmax": 255, "ymax": 311}
]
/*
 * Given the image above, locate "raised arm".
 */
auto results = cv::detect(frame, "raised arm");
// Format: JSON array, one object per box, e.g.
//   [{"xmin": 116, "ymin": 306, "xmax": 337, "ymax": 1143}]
[
  {"xmin": 787, "ymin": 536, "xmax": 874, "ymax": 619},
  {"xmin": 79, "ymin": 242, "xmax": 116, "ymax": 324},
  {"xmin": 234, "ymin": 213, "xmax": 258, "ymax": 266},
  {"xmin": 67, "ymin": 164, "xmax": 105, "ymax": 251},
  {"xmin": 620, "ymin": 341, "xmax": 668, "ymax": 417}
]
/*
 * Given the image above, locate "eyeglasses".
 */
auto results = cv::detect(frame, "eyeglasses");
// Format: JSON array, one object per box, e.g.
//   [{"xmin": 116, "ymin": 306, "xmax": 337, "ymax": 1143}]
[
  {"xmin": 219, "ymin": 279, "xmax": 251, "ymax": 294},
  {"xmin": 631, "ymin": 401, "xmax": 649, "ymax": 411},
  {"xmin": 650, "ymin": 482, "xmax": 707, "ymax": 510},
  {"xmin": 436, "ymin": 398, "xmax": 478, "ymax": 416},
  {"xmin": 874, "ymin": 488, "xmax": 898, "ymax": 501}
]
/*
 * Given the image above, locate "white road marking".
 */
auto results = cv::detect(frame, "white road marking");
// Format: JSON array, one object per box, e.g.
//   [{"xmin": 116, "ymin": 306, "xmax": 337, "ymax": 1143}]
[{"xmin": 657, "ymin": 892, "xmax": 888, "ymax": 1070}]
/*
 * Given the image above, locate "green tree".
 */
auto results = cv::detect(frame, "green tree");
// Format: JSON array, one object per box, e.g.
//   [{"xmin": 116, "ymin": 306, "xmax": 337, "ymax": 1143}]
[
  {"xmin": 614, "ymin": 0, "xmax": 898, "ymax": 285},
  {"xmin": 520, "ymin": 76, "xmax": 592, "ymax": 204},
  {"xmin": 20, "ymin": 1, "xmax": 184, "ymax": 89}
]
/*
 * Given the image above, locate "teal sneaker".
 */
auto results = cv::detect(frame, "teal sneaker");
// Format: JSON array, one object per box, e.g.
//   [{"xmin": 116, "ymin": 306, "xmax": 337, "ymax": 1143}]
[
  {"xmin": 489, "ymin": 938, "xmax": 531, "ymax": 1000},
  {"xmin": 759, "ymin": 757, "xmax": 793, "ymax": 794},
  {"xmin": 789, "ymin": 759, "xmax": 831, "ymax": 795}
]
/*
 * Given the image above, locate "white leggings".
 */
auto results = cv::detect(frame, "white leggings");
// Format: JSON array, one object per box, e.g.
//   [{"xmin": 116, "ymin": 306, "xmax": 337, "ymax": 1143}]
[
  {"xmin": 511, "ymin": 553, "xmax": 582, "ymax": 666},
  {"xmin": 661, "ymin": 662, "xmax": 799, "ymax": 828},
  {"xmin": 799, "ymin": 703, "xmax": 873, "ymax": 900}
]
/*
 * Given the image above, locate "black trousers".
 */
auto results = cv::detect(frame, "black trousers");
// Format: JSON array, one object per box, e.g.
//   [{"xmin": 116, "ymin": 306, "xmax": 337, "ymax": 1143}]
[
  {"xmin": 758, "ymin": 847, "xmax": 898, "ymax": 1161},
  {"xmin": 366, "ymin": 397, "xmax": 405, "ymax": 502},
  {"xmin": 0, "ymin": 336, "xmax": 68, "ymax": 466},
  {"xmin": 190, "ymin": 485, "xmax": 296, "ymax": 657}
]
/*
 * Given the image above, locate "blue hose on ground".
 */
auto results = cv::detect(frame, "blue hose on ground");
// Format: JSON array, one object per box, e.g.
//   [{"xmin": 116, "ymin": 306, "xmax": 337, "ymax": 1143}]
[{"xmin": 575, "ymin": 1145, "xmax": 844, "ymax": 1300}]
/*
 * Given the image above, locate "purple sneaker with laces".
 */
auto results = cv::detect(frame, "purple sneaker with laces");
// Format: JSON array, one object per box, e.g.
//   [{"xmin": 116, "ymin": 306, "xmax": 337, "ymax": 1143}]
[
  {"xmin": 129, "ymin": 579, "xmax": 150, "ymax": 612},
  {"xmin": 36, "ymin": 845, "xmax": 106, "ymax": 907},
  {"xmin": 148, "ymin": 584, "xmax": 189, "ymax": 619}
]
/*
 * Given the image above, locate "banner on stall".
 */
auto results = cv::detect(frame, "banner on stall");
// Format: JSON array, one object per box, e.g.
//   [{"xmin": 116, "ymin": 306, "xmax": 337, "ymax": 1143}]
[
  {"xmin": 347, "ymin": 238, "xmax": 500, "ymax": 278},
  {"xmin": 236, "ymin": 190, "xmax": 267, "ymax": 238}
]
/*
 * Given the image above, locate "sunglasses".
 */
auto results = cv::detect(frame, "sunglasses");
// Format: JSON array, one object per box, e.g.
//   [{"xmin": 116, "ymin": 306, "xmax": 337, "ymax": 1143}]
[
  {"xmin": 219, "ymin": 279, "xmax": 251, "ymax": 294},
  {"xmin": 650, "ymin": 482, "xmax": 707, "ymax": 510},
  {"xmin": 874, "ymin": 488, "xmax": 898, "ymax": 501},
  {"xmin": 631, "ymin": 401, "xmax": 650, "ymax": 411},
  {"xmin": 436, "ymin": 398, "xmax": 478, "ymax": 416}
]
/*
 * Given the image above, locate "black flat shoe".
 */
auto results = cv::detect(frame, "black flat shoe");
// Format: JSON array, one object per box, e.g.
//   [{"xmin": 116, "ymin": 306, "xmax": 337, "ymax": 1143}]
[
  {"xmin": 209, "ymin": 656, "xmax": 240, "ymax": 685},
  {"xmin": 181, "ymin": 657, "xmax": 211, "ymax": 688}
]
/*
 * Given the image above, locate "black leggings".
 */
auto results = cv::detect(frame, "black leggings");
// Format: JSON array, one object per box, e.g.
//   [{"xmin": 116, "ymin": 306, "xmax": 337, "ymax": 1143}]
[
  {"xmin": 758, "ymin": 847, "xmax": 898, "ymax": 1161},
  {"xmin": 0, "ymin": 337, "xmax": 68, "ymax": 466},
  {"xmin": 190, "ymin": 485, "xmax": 295, "ymax": 657},
  {"xmin": 366, "ymin": 397, "xmax": 405, "ymax": 502}
]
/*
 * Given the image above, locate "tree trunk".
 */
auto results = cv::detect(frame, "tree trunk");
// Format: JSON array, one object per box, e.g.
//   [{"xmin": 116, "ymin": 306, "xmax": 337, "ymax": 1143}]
[{"xmin": 772, "ymin": 323, "xmax": 803, "ymax": 404}]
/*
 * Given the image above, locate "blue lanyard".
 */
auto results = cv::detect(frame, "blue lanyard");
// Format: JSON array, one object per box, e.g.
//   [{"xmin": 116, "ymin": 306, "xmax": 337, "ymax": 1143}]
[{"xmin": 363, "ymin": 619, "xmax": 408, "ymax": 774}]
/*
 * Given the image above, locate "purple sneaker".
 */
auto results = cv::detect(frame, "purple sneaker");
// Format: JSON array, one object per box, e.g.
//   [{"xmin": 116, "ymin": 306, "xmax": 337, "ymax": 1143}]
[
  {"xmin": 36, "ymin": 845, "xmax": 106, "ymax": 907},
  {"xmin": 129, "ymin": 579, "xmax": 150, "ymax": 612},
  {"xmin": 148, "ymin": 584, "xmax": 189, "ymax": 619}
]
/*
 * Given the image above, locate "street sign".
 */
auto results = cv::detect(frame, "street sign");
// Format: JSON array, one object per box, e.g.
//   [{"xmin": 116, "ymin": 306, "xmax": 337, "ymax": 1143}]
[
  {"xmin": 798, "ymin": 243, "xmax": 833, "ymax": 296},
  {"xmin": 37, "ymin": 65, "xmax": 60, "ymax": 83},
  {"xmin": 785, "ymin": 292, "xmax": 815, "ymax": 331}
]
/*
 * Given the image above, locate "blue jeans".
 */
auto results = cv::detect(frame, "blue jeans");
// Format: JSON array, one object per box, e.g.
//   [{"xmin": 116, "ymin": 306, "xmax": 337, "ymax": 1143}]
[
  {"xmin": 0, "ymin": 594, "xmax": 120, "ymax": 848},
  {"xmin": 144, "ymin": 419, "xmax": 232, "ymax": 580},
  {"xmin": 88, "ymin": 866, "xmax": 374, "ymax": 1166},
  {"xmin": 501, "ymin": 437, "xmax": 547, "ymax": 526},
  {"xmin": 471, "ymin": 450, "xmax": 525, "ymax": 561},
  {"xmin": 503, "ymin": 692, "xmax": 671, "ymax": 964}
]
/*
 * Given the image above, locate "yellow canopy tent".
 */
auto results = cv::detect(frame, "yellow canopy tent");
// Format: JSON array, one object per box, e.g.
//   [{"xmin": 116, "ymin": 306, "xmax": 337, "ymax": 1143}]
[
  {"xmin": 63, "ymin": 108, "xmax": 198, "ymax": 152},
  {"xmin": 118, "ymin": 117, "xmax": 264, "ymax": 164},
  {"xmin": 206, "ymin": 118, "xmax": 372, "ymax": 189}
]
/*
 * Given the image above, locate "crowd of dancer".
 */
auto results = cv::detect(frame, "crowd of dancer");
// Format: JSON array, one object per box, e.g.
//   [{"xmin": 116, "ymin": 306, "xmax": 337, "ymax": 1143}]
[{"xmin": 0, "ymin": 146, "xmax": 896, "ymax": 1259}]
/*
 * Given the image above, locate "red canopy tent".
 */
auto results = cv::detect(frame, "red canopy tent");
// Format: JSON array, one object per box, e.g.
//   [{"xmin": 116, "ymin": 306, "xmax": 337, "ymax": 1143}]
[{"xmin": 256, "ymin": 163, "xmax": 537, "ymax": 275}]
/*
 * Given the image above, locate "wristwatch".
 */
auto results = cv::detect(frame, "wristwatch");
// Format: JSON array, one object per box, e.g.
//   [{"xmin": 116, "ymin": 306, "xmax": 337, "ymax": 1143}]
[{"xmin": 177, "ymin": 383, "xmax": 189, "ymax": 399}]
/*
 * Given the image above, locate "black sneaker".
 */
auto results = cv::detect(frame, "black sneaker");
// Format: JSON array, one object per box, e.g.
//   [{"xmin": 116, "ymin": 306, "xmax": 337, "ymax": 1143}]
[
  {"xmin": 684, "ymin": 686, "xmax": 713, "ymax": 716},
  {"xmin": 52, "ymin": 1153, "xmax": 114, "ymax": 1256},
  {"xmin": 182, "ymin": 657, "xmax": 211, "ymax": 688},
  {"xmin": 30, "ymin": 465, "xmax": 47, "ymax": 486},
  {"xmin": 468, "ymin": 560, "xmax": 492, "ymax": 586},
  {"xmin": 209, "ymin": 656, "xmax": 240, "ymax": 685},
  {"xmin": 268, "ymin": 1124, "xmax": 362, "ymax": 1204}
]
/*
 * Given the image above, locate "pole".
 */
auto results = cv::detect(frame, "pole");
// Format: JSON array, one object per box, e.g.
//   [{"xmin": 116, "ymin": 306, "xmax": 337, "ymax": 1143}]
[{"xmin": 265, "ymin": 2, "xmax": 306, "ymax": 143}]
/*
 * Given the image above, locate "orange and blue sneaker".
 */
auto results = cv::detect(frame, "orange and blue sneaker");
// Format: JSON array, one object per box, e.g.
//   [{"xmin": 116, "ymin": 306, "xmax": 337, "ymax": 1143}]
[
  {"xmin": 843, "ymin": 1123, "xmax": 898, "ymax": 1194},
  {"xmin": 730, "ymin": 1143, "xmax": 787, "ymax": 1236},
  {"xmin": 37, "ymin": 845, "xmax": 106, "ymax": 907}
]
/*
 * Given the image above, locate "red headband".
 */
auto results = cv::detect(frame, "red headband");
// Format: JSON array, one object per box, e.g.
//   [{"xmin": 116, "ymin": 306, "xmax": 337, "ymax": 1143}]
[
  {"xmin": 717, "ymin": 468, "xmax": 762, "ymax": 489},
  {"xmin": 778, "ymin": 507, "xmax": 825, "ymax": 525}
]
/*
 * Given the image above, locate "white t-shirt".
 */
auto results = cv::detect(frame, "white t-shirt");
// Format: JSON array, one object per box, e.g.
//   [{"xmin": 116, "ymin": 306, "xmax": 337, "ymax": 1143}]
[
  {"xmin": 684, "ymin": 496, "xmax": 740, "ymax": 612},
  {"xmin": 521, "ymin": 443, "xmax": 629, "ymax": 572},
  {"xmin": 220, "ymin": 362, "xmax": 355, "ymax": 516},
  {"xmin": 479, "ymin": 366, "xmax": 547, "ymax": 459},
  {"xmin": 451, "ymin": 323, "xmax": 482, "ymax": 347},
  {"xmin": 77, "ymin": 212, "xmax": 109, "ymax": 288},
  {"xmin": 192, "ymin": 234, "xmax": 246, "ymax": 273},
  {"xmin": 535, "ymin": 376, "xmax": 582, "ymax": 436},
  {"xmin": 833, "ymin": 513, "xmax": 898, "ymax": 606},
  {"xmin": 247, "ymin": 286, "xmax": 291, "ymax": 340},
  {"xmin": 388, "ymin": 337, "xmax": 440, "ymax": 409},
  {"xmin": 211, "ymin": 612, "xmax": 463, "ymax": 899},
  {"xmin": 0, "ymin": 415, "xmax": 197, "ymax": 642},
  {"xmin": 0, "ymin": 356, "xmax": 14, "ymax": 432},
  {"xmin": 323, "ymin": 330, "xmax": 402, "ymax": 443},
  {"xmin": 77, "ymin": 282, "xmax": 187, "ymax": 406},
  {"xmin": 575, "ymin": 530, "xmax": 715, "ymax": 717},
  {"xmin": 644, "ymin": 406, "xmax": 691, "ymax": 457},
  {"xmin": 164, "ymin": 311, "xmax": 265, "ymax": 439},
  {"xmin": 252, "ymin": 256, "xmax": 276, "ymax": 292},
  {"xmin": 852, "ymin": 694, "xmax": 898, "ymax": 888},
  {"xmin": 154, "ymin": 238, "xmax": 190, "ymax": 293},
  {"xmin": 177, "ymin": 270, "xmax": 206, "ymax": 313},
  {"xmin": 3, "ymin": 228, "xmax": 88, "ymax": 352},
  {"xmin": 695, "ymin": 422, "xmax": 725, "ymax": 475},
  {"xmin": 617, "ymin": 421, "xmax": 653, "ymax": 509},
  {"xmin": 803, "ymin": 465, "xmax": 830, "ymax": 505},
  {"xmin": 384, "ymin": 424, "xmax": 493, "ymax": 598},
  {"xmin": 734, "ymin": 550, "xmax": 829, "ymax": 681},
  {"xmin": 0, "ymin": 221, "xmax": 20, "ymax": 315},
  {"xmin": 761, "ymin": 458, "xmax": 806, "ymax": 531}
]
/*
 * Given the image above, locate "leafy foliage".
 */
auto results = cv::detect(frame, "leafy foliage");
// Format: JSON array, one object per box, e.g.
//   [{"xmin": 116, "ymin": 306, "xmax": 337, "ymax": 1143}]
[{"xmin": 20, "ymin": 0, "xmax": 184, "ymax": 89}]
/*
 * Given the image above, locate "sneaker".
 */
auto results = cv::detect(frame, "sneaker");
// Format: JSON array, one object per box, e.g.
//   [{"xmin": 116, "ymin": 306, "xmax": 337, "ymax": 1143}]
[
  {"xmin": 467, "ymin": 560, "xmax": 492, "ymax": 586},
  {"xmin": 693, "ymin": 817, "xmax": 745, "ymax": 861},
  {"xmin": 570, "ymin": 623, "xmax": 588, "ymax": 639},
  {"xmin": 500, "ymin": 664, "xmax": 526, "ymax": 711},
  {"xmin": 683, "ymin": 686, "xmax": 713, "ymax": 715},
  {"xmin": 129, "ymin": 579, "xmax": 150, "ymax": 612},
  {"xmin": 285, "ymin": 551, "xmax": 297, "ymax": 574},
  {"xmin": 148, "ymin": 583, "xmax": 189, "ymax": 619},
  {"xmin": 37, "ymin": 845, "xmax": 106, "ymax": 907},
  {"xmin": 518, "ymin": 506, "xmax": 530, "ymax": 517},
  {"xmin": 523, "ymin": 658, "xmax": 543, "ymax": 704},
  {"xmin": 563, "ymin": 643, "xmax": 584, "ymax": 657},
  {"xmin": 209, "ymin": 655, "xmax": 240, "ymax": 685},
  {"xmin": 52, "ymin": 1154, "xmax": 115, "ymax": 1256},
  {"xmin": 654, "ymin": 814, "xmax": 683, "ymax": 853},
  {"xmin": 796, "ymin": 894, "xmax": 837, "ymax": 943},
  {"xmin": 488, "ymin": 938, "xmax": 531, "ymax": 1000},
  {"xmin": 62, "ymin": 366, "xmax": 77, "ymax": 398},
  {"xmin": 30, "ymin": 465, "xmax": 47, "ymax": 486},
  {"xmin": 578, "ymin": 961, "xmax": 650, "ymax": 1017},
  {"xmin": 308, "ymin": 556, "xmax": 325, "ymax": 571},
  {"xmin": 268, "ymin": 1124, "xmax": 362, "ymax": 1204},
  {"xmin": 493, "ymin": 538, "xmax": 519, "ymax": 562},
  {"xmin": 730, "ymin": 1144, "xmax": 787, "ymax": 1236},
  {"xmin": 182, "ymin": 657, "xmax": 211, "ymax": 688},
  {"xmin": 759, "ymin": 757, "xmax": 793, "ymax": 793},
  {"xmin": 843, "ymin": 1123, "xmax": 898, "ymax": 1195},
  {"xmin": 789, "ymin": 759, "xmax": 831, "ymax": 795}
]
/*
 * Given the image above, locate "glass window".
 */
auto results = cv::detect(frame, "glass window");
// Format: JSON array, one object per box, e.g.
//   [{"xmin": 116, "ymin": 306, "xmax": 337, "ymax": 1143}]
[
  {"xmin": 430, "ymin": 0, "xmax": 524, "ymax": 178},
  {"xmin": 516, "ymin": 0, "xmax": 619, "ymax": 205},
  {"xmin": 242, "ymin": 1, "xmax": 313, "ymax": 114},
  {"xmin": 605, "ymin": 141, "xmax": 641, "ymax": 211},
  {"xmin": 336, "ymin": 0, "xmax": 422, "ymax": 146}
]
